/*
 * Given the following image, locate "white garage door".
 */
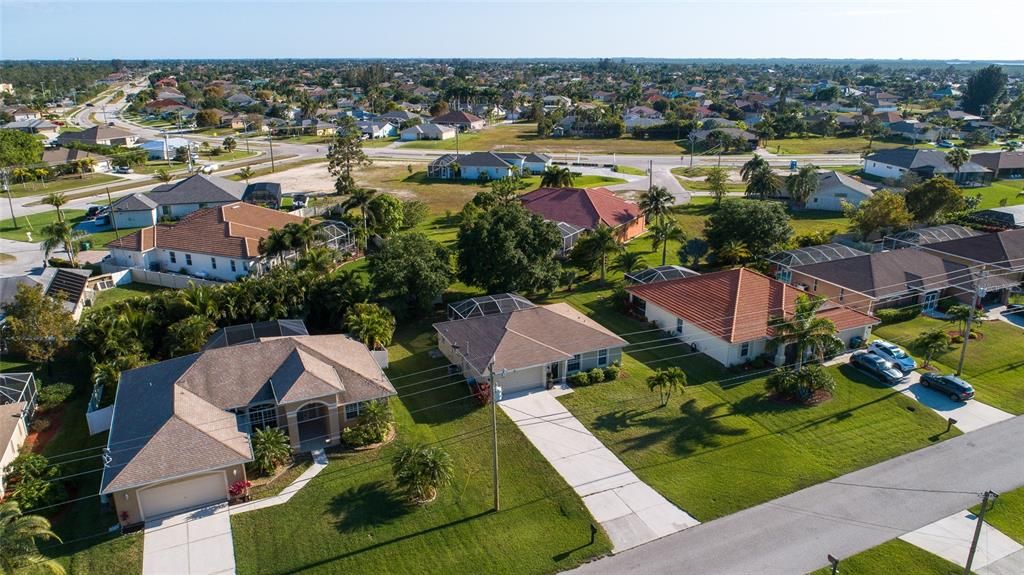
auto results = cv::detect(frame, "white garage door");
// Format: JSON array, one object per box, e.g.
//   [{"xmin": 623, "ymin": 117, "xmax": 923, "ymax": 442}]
[{"xmin": 139, "ymin": 472, "xmax": 227, "ymax": 520}]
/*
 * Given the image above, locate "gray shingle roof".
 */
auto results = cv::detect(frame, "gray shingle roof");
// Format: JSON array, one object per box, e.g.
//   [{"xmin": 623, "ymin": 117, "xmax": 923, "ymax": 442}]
[
  {"xmin": 866, "ymin": 148, "xmax": 991, "ymax": 174},
  {"xmin": 112, "ymin": 174, "xmax": 245, "ymax": 212}
]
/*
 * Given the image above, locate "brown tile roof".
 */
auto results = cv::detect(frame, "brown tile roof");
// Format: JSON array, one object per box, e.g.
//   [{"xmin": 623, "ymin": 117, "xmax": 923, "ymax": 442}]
[
  {"xmin": 520, "ymin": 187, "xmax": 642, "ymax": 230},
  {"xmin": 106, "ymin": 202, "xmax": 307, "ymax": 259},
  {"xmin": 433, "ymin": 302, "xmax": 626, "ymax": 373},
  {"xmin": 627, "ymin": 268, "xmax": 877, "ymax": 344}
]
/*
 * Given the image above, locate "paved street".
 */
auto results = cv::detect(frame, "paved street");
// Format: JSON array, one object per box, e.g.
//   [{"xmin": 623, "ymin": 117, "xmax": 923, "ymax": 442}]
[{"xmin": 567, "ymin": 414, "xmax": 1024, "ymax": 575}]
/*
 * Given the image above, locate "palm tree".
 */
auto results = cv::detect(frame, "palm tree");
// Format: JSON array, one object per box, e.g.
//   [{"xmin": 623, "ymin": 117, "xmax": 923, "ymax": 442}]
[
  {"xmin": 740, "ymin": 154, "xmax": 770, "ymax": 182},
  {"xmin": 912, "ymin": 330, "xmax": 951, "ymax": 368},
  {"xmin": 250, "ymin": 427, "xmax": 291, "ymax": 476},
  {"xmin": 341, "ymin": 188, "xmax": 378, "ymax": 249},
  {"xmin": 716, "ymin": 240, "xmax": 751, "ymax": 266},
  {"xmin": 614, "ymin": 251, "xmax": 647, "ymax": 275},
  {"xmin": 540, "ymin": 165, "xmax": 575, "ymax": 188},
  {"xmin": 946, "ymin": 146, "xmax": 970, "ymax": 176},
  {"xmin": 580, "ymin": 225, "xmax": 621, "ymax": 284},
  {"xmin": 153, "ymin": 168, "xmax": 173, "ymax": 183},
  {"xmin": 41, "ymin": 193, "xmax": 68, "ymax": 224},
  {"xmin": 786, "ymin": 164, "xmax": 819, "ymax": 208},
  {"xmin": 741, "ymin": 155, "xmax": 782, "ymax": 200},
  {"xmin": 648, "ymin": 219, "xmax": 686, "ymax": 266},
  {"xmin": 178, "ymin": 284, "xmax": 219, "ymax": 320},
  {"xmin": 637, "ymin": 185, "xmax": 675, "ymax": 226},
  {"xmin": 345, "ymin": 302, "xmax": 396, "ymax": 350},
  {"xmin": 238, "ymin": 167, "xmax": 254, "ymax": 183},
  {"xmin": 40, "ymin": 220, "xmax": 84, "ymax": 267},
  {"xmin": 647, "ymin": 367, "xmax": 687, "ymax": 407},
  {"xmin": 391, "ymin": 444, "xmax": 455, "ymax": 503},
  {"xmin": 296, "ymin": 246, "xmax": 339, "ymax": 273},
  {"xmin": 258, "ymin": 228, "xmax": 293, "ymax": 265},
  {"xmin": 769, "ymin": 294, "xmax": 838, "ymax": 370},
  {"xmin": 0, "ymin": 501, "xmax": 64, "ymax": 575}
]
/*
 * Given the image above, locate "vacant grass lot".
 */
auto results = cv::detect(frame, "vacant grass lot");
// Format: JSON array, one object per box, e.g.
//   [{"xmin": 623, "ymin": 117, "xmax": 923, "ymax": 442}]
[
  {"xmin": 764, "ymin": 136, "xmax": 906, "ymax": 155},
  {"xmin": 8, "ymin": 174, "xmax": 123, "ymax": 198},
  {"xmin": 231, "ymin": 320, "xmax": 612, "ymax": 575},
  {"xmin": 401, "ymin": 123, "xmax": 687, "ymax": 154},
  {"xmin": 874, "ymin": 315, "xmax": 1024, "ymax": 414},
  {"xmin": 806, "ymin": 539, "xmax": 963, "ymax": 575},
  {"xmin": 555, "ymin": 287, "xmax": 957, "ymax": 522},
  {"xmin": 0, "ymin": 208, "xmax": 87, "ymax": 242}
]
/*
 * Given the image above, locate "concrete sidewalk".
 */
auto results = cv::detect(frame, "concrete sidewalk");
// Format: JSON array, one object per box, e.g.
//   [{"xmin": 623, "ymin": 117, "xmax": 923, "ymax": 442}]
[
  {"xmin": 499, "ymin": 390, "xmax": 699, "ymax": 552},
  {"xmin": 899, "ymin": 510, "xmax": 1023, "ymax": 572}
]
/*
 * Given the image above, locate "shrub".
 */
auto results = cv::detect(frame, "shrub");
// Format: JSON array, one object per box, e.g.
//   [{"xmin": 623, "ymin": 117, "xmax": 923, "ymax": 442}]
[
  {"xmin": 588, "ymin": 368, "xmax": 605, "ymax": 383},
  {"xmin": 250, "ymin": 427, "xmax": 291, "ymax": 476},
  {"xmin": 30, "ymin": 418, "xmax": 51, "ymax": 433},
  {"xmin": 603, "ymin": 365, "xmax": 620, "ymax": 381},
  {"xmin": 569, "ymin": 372, "xmax": 590, "ymax": 387},
  {"xmin": 36, "ymin": 383, "xmax": 73, "ymax": 411},
  {"xmin": 342, "ymin": 400, "xmax": 393, "ymax": 447},
  {"xmin": 875, "ymin": 306, "xmax": 921, "ymax": 325}
]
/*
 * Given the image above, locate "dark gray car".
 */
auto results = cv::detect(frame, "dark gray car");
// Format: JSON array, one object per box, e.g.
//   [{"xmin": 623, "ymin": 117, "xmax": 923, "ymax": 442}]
[{"xmin": 920, "ymin": 373, "xmax": 975, "ymax": 402}]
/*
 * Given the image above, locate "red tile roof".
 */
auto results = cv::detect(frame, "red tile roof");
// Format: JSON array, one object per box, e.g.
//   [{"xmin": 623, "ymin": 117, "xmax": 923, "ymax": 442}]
[
  {"xmin": 520, "ymin": 187, "xmax": 642, "ymax": 230},
  {"xmin": 627, "ymin": 268, "xmax": 877, "ymax": 343},
  {"xmin": 106, "ymin": 202, "xmax": 309, "ymax": 259}
]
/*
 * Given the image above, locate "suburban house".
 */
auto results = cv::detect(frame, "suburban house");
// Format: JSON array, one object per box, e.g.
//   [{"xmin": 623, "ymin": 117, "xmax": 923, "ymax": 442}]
[
  {"xmin": 2, "ymin": 119, "xmax": 59, "ymax": 138},
  {"xmin": 500, "ymin": 152, "xmax": 552, "ymax": 175},
  {"xmin": 427, "ymin": 152, "xmax": 509, "ymax": 180},
  {"xmin": 400, "ymin": 123, "xmax": 455, "ymax": 141},
  {"xmin": 627, "ymin": 268, "xmax": 878, "ymax": 367},
  {"xmin": 919, "ymin": 228, "xmax": 1024, "ymax": 305},
  {"xmin": 301, "ymin": 119, "xmax": 338, "ymax": 136},
  {"xmin": 99, "ymin": 332, "xmax": 396, "ymax": 524},
  {"xmin": 863, "ymin": 148, "xmax": 993, "ymax": 187},
  {"xmin": 140, "ymin": 137, "xmax": 193, "ymax": 161},
  {"xmin": 41, "ymin": 267, "xmax": 92, "ymax": 321},
  {"xmin": 432, "ymin": 110, "xmax": 485, "ymax": 131},
  {"xmin": 110, "ymin": 173, "xmax": 246, "ymax": 228},
  {"xmin": 434, "ymin": 295, "xmax": 626, "ymax": 396},
  {"xmin": 41, "ymin": 147, "xmax": 112, "ymax": 172},
  {"xmin": 379, "ymin": 110, "xmax": 422, "ymax": 125},
  {"xmin": 57, "ymin": 125, "xmax": 138, "ymax": 147},
  {"xmin": 796, "ymin": 170, "xmax": 876, "ymax": 211},
  {"xmin": 0, "ymin": 373, "xmax": 36, "ymax": 495},
  {"xmin": 105, "ymin": 202, "xmax": 326, "ymax": 281},
  {"xmin": 226, "ymin": 92, "xmax": 256, "ymax": 107},
  {"xmin": 354, "ymin": 120, "xmax": 395, "ymax": 139},
  {"xmin": 689, "ymin": 127, "xmax": 759, "ymax": 150},
  {"xmin": 881, "ymin": 224, "xmax": 983, "ymax": 251},
  {"xmin": 766, "ymin": 243, "xmax": 868, "ymax": 284},
  {"xmin": 519, "ymin": 187, "xmax": 646, "ymax": 255},
  {"xmin": 971, "ymin": 151, "xmax": 1024, "ymax": 180},
  {"xmin": 887, "ymin": 120, "xmax": 943, "ymax": 143}
]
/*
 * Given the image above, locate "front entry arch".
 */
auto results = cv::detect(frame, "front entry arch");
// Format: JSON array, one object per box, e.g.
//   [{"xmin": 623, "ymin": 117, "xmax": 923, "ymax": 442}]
[{"xmin": 295, "ymin": 402, "xmax": 329, "ymax": 448}]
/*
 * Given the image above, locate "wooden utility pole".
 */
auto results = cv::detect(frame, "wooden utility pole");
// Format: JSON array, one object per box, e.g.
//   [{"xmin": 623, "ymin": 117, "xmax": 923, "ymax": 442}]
[
  {"xmin": 105, "ymin": 187, "xmax": 120, "ymax": 241},
  {"xmin": 488, "ymin": 361, "xmax": 501, "ymax": 512},
  {"xmin": 964, "ymin": 491, "xmax": 998, "ymax": 575}
]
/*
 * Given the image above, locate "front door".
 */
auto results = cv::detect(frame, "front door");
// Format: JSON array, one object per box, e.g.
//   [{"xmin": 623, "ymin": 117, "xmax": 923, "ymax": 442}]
[
  {"xmin": 548, "ymin": 362, "xmax": 561, "ymax": 383},
  {"xmin": 922, "ymin": 291, "xmax": 939, "ymax": 311}
]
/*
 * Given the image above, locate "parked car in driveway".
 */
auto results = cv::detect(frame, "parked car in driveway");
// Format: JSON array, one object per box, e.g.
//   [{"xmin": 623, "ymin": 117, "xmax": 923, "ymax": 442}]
[
  {"xmin": 850, "ymin": 352, "xmax": 905, "ymax": 385},
  {"xmin": 868, "ymin": 339, "xmax": 917, "ymax": 373},
  {"xmin": 920, "ymin": 373, "xmax": 975, "ymax": 402}
]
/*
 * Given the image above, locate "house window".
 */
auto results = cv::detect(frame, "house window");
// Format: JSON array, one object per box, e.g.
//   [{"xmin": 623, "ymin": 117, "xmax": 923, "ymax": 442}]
[
  {"xmin": 169, "ymin": 251, "xmax": 176, "ymax": 264},
  {"xmin": 238, "ymin": 403, "xmax": 278, "ymax": 433},
  {"xmin": 676, "ymin": 318, "xmax": 683, "ymax": 334},
  {"xmin": 345, "ymin": 402, "xmax": 365, "ymax": 420},
  {"xmin": 185, "ymin": 253, "xmax": 192, "ymax": 266},
  {"xmin": 161, "ymin": 206, "xmax": 171, "ymax": 216},
  {"xmin": 740, "ymin": 342, "xmax": 751, "ymax": 358},
  {"xmin": 598, "ymin": 349, "xmax": 608, "ymax": 367},
  {"xmin": 211, "ymin": 257, "xmax": 217, "ymax": 269},
  {"xmin": 567, "ymin": 354, "xmax": 581, "ymax": 373},
  {"xmin": 230, "ymin": 260, "xmax": 237, "ymax": 272}
]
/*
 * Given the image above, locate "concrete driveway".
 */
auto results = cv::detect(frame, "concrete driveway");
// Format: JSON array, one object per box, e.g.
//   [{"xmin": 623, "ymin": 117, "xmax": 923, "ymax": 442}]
[
  {"xmin": 143, "ymin": 504, "xmax": 235, "ymax": 575},
  {"xmin": 499, "ymin": 390, "xmax": 699, "ymax": 552},
  {"xmin": 899, "ymin": 510, "xmax": 1023, "ymax": 572},
  {"xmin": 892, "ymin": 372, "xmax": 1014, "ymax": 433}
]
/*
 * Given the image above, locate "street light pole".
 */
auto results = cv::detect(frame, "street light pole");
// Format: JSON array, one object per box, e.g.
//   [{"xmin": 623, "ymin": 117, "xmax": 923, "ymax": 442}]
[
  {"xmin": 0, "ymin": 168, "xmax": 16, "ymax": 229},
  {"xmin": 956, "ymin": 271, "xmax": 987, "ymax": 376}
]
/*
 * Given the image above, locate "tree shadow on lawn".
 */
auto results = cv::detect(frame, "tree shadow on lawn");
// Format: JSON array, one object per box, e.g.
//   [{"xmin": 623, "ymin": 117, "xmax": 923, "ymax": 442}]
[
  {"xmin": 330, "ymin": 480, "xmax": 411, "ymax": 532},
  {"xmin": 608, "ymin": 399, "xmax": 748, "ymax": 456}
]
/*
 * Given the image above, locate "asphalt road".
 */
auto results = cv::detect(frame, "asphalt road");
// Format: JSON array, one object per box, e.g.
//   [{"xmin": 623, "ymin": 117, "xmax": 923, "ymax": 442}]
[{"xmin": 567, "ymin": 414, "xmax": 1024, "ymax": 575}]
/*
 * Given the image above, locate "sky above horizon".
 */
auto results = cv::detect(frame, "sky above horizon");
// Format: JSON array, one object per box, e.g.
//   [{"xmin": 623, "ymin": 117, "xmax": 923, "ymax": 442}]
[{"xmin": 2, "ymin": 0, "xmax": 1022, "ymax": 61}]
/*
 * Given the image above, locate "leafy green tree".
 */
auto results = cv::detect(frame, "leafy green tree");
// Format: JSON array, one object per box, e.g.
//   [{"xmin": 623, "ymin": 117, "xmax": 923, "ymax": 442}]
[
  {"xmin": 785, "ymin": 165, "xmax": 819, "ymax": 208},
  {"xmin": 0, "ymin": 501, "xmax": 64, "ymax": 575},
  {"xmin": 539, "ymin": 165, "xmax": 575, "ymax": 188},
  {"xmin": 367, "ymin": 194, "xmax": 404, "ymax": 237},
  {"xmin": 570, "ymin": 225, "xmax": 621, "ymax": 284},
  {"xmin": 345, "ymin": 302, "xmax": 395, "ymax": 350},
  {"xmin": 742, "ymin": 155, "xmax": 782, "ymax": 200},
  {"xmin": 341, "ymin": 188, "xmax": 378, "ymax": 248},
  {"xmin": 222, "ymin": 137, "xmax": 237, "ymax": 153},
  {"xmin": 153, "ymin": 168, "xmax": 173, "ymax": 183},
  {"xmin": 391, "ymin": 444, "xmax": 455, "ymax": 503},
  {"xmin": 704, "ymin": 199, "xmax": 793, "ymax": 257},
  {"xmin": 164, "ymin": 316, "xmax": 216, "ymax": 357},
  {"xmin": 0, "ymin": 130, "xmax": 43, "ymax": 167},
  {"xmin": 401, "ymin": 199, "xmax": 430, "ymax": 229},
  {"xmin": 843, "ymin": 189, "xmax": 912, "ymax": 240},
  {"xmin": 647, "ymin": 367, "xmax": 687, "ymax": 407},
  {"xmin": 456, "ymin": 203, "xmax": 562, "ymax": 293},
  {"xmin": 715, "ymin": 239, "xmax": 752, "ymax": 265},
  {"xmin": 369, "ymin": 232, "xmax": 453, "ymax": 314},
  {"xmin": 4, "ymin": 285, "xmax": 75, "ymax": 366},
  {"xmin": 637, "ymin": 185, "xmax": 675, "ymax": 225},
  {"xmin": 913, "ymin": 330, "xmax": 952, "ymax": 368},
  {"xmin": 238, "ymin": 167, "xmax": 254, "ymax": 183},
  {"xmin": 649, "ymin": 219, "xmax": 686, "ymax": 266},
  {"xmin": 769, "ymin": 295, "xmax": 837, "ymax": 370},
  {"xmin": 705, "ymin": 167, "xmax": 729, "ymax": 206},
  {"xmin": 258, "ymin": 227, "xmax": 293, "ymax": 264},
  {"xmin": 2, "ymin": 453, "xmax": 58, "ymax": 511},
  {"xmin": 327, "ymin": 115, "xmax": 372, "ymax": 195},
  {"xmin": 679, "ymin": 238, "xmax": 709, "ymax": 266},
  {"xmin": 905, "ymin": 177, "xmax": 966, "ymax": 224},
  {"xmin": 250, "ymin": 427, "xmax": 291, "ymax": 476},
  {"xmin": 962, "ymin": 65, "xmax": 1007, "ymax": 115},
  {"xmin": 945, "ymin": 304, "xmax": 985, "ymax": 338}
]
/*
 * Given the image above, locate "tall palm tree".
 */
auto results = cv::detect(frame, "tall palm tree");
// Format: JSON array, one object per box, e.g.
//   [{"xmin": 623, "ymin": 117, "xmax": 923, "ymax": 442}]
[
  {"xmin": 744, "ymin": 163, "xmax": 782, "ymax": 200},
  {"xmin": 647, "ymin": 367, "xmax": 687, "ymax": 407},
  {"xmin": 912, "ymin": 329, "xmax": 951, "ymax": 368},
  {"xmin": 614, "ymin": 251, "xmax": 647, "ymax": 275},
  {"xmin": 648, "ymin": 219, "xmax": 686, "ymax": 266},
  {"xmin": 258, "ymin": 228, "xmax": 293, "ymax": 265},
  {"xmin": 0, "ymin": 501, "xmax": 64, "ymax": 575},
  {"xmin": 946, "ymin": 146, "xmax": 970, "ymax": 175},
  {"xmin": 40, "ymin": 220, "xmax": 84, "ymax": 267},
  {"xmin": 583, "ymin": 225, "xmax": 621, "ymax": 284},
  {"xmin": 153, "ymin": 168, "xmax": 173, "ymax": 183},
  {"xmin": 392, "ymin": 444, "xmax": 455, "ymax": 504},
  {"xmin": 296, "ymin": 246, "xmax": 339, "ymax": 273},
  {"xmin": 786, "ymin": 164, "xmax": 819, "ymax": 208},
  {"xmin": 540, "ymin": 165, "xmax": 575, "ymax": 188},
  {"xmin": 282, "ymin": 219, "xmax": 320, "ymax": 252},
  {"xmin": 341, "ymin": 188, "xmax": 378, "ymax": 249},
  {"xmin": 637, "ymin": 185, "xmax": 675, "ymax": 226},
  {"xmin": 41, "ymin": 193, "xmax": 68, "ymax": 224},
  {"xmin": 740, "ymin": 154, "xmax": 770, "ymax": 182},
  {"xmin": 345, "ymin": 302, "xmax": 396, "ymax": 350},
  {"xmin": 716, "ymin": 239, "xmax": 751, "ymax": 266},
  {"xmin": 238, "ymin": 167, "xmax": 254, "ymax": 183},
  {"xmin": 769, "ymin": 294, "xmax": 838, "ymax": 370}
]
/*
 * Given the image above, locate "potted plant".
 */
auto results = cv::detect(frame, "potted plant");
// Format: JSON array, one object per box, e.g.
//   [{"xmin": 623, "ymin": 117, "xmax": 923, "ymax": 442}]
[{"xmin": 229, "ymin": 480, "xmax": 252, "ymax": 503}]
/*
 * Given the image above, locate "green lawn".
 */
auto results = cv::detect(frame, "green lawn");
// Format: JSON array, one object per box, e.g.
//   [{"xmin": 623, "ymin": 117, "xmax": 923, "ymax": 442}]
[
  {"xmin": 806, "ymin": 539, "xmax": 964, "ymax": 575},
  {"xmin": 82, "ymin": 226, "xmax": 146, "ymax": 249},
  {"xmin": 874, "ymin": 315, "xmax": 1024, "ymax": 414},
  {"xmin": 972, "ymin": 486, "xmax": 1024, "ymax": 545},
  {"xmin": 613, "ymin": 165, "xmax": 647, "ymax": 176},
  {"xmin": 765, "ymin": 136, "xmax": 906, "ymax": 155},
  {"xmin": 670, "ymin": 197, "xmax": 851, "ymax": 241},
  {"xmin": 555, "ymin": 286, "xmax": 957, "ymax": 522},
  {"xmin": 400, "ymin": 123, "xmax": 687, "ymax": 154},
  {"xmin": 8, "ymin": 174, "xmax": 123, "ymax": 198},
  {"xmin": 0, "ymin": 209, "xmax": 87, "ymax": 242},
  {"xmin": 362, "ymin": 137, "xmax": 399, "ymax": 148},
  {"xmin": 970, "ymin": 180, "xmax": 1024, "ymax": 209},
  {"xmin": 231, "ymin": 320, "xmax": 612, "ymax": 575},
  {"xmin": 90, "ymin": 283, "xmax": 167, "ymax": 309}
]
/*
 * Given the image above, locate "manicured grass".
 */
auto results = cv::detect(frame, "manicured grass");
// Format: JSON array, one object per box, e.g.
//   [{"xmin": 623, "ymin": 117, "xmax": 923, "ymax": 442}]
[
  {"xmin": 248, "ymin": 459, "xmax": 314, "ymax": 501},
  {"xmin": 874, "ymin": 315, "xmax": 1024, "ymax": 414},
  {"xmin": 613, "ymin": 165, "xmax": 647, "ymax": 176},
  {"xmin": 0, "ymin": 209, "xmax": 87, "ymax": 242},
  {"xmin": 969, "ymin": 180, "xmax": 1024, "ymax": 209},
  {"xmin": 400, "ymin": 123, "xmax": 687, "ymax": 154},
  {"xmin": 971, "ymin": 485, "xmax": 1024, "ymax": 545},
  {"xmin": 362, "ymin": 137, "xmax": 399, "ymax": 148},
  {"xmin": 764, "ymin": 136, "xmax": 906, "ymax": 155},
  {"xmin": 555, "ymin": 287, "xmax": 957, "ymax": 522},
  {"xmin": 90, "ymin": 283, "xmax": 167, "ymax": 309},
  {"xmin": 82, "ymin": 226, "xmax": 146, "ymax": 249},
  {"xmin": 669, "ymin": 197, "xmax": 851, "ymax": 241},
  {"xmin": 230, "ymin": 319, "xmax": 612, "ymax": 575},
  {"xmin": 806, "ymin": 539, "xmax": 963, "ymax": 575},
  {"xmin": 8, "ymin": 174, "xmax": 123, "ymax": 198}
]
